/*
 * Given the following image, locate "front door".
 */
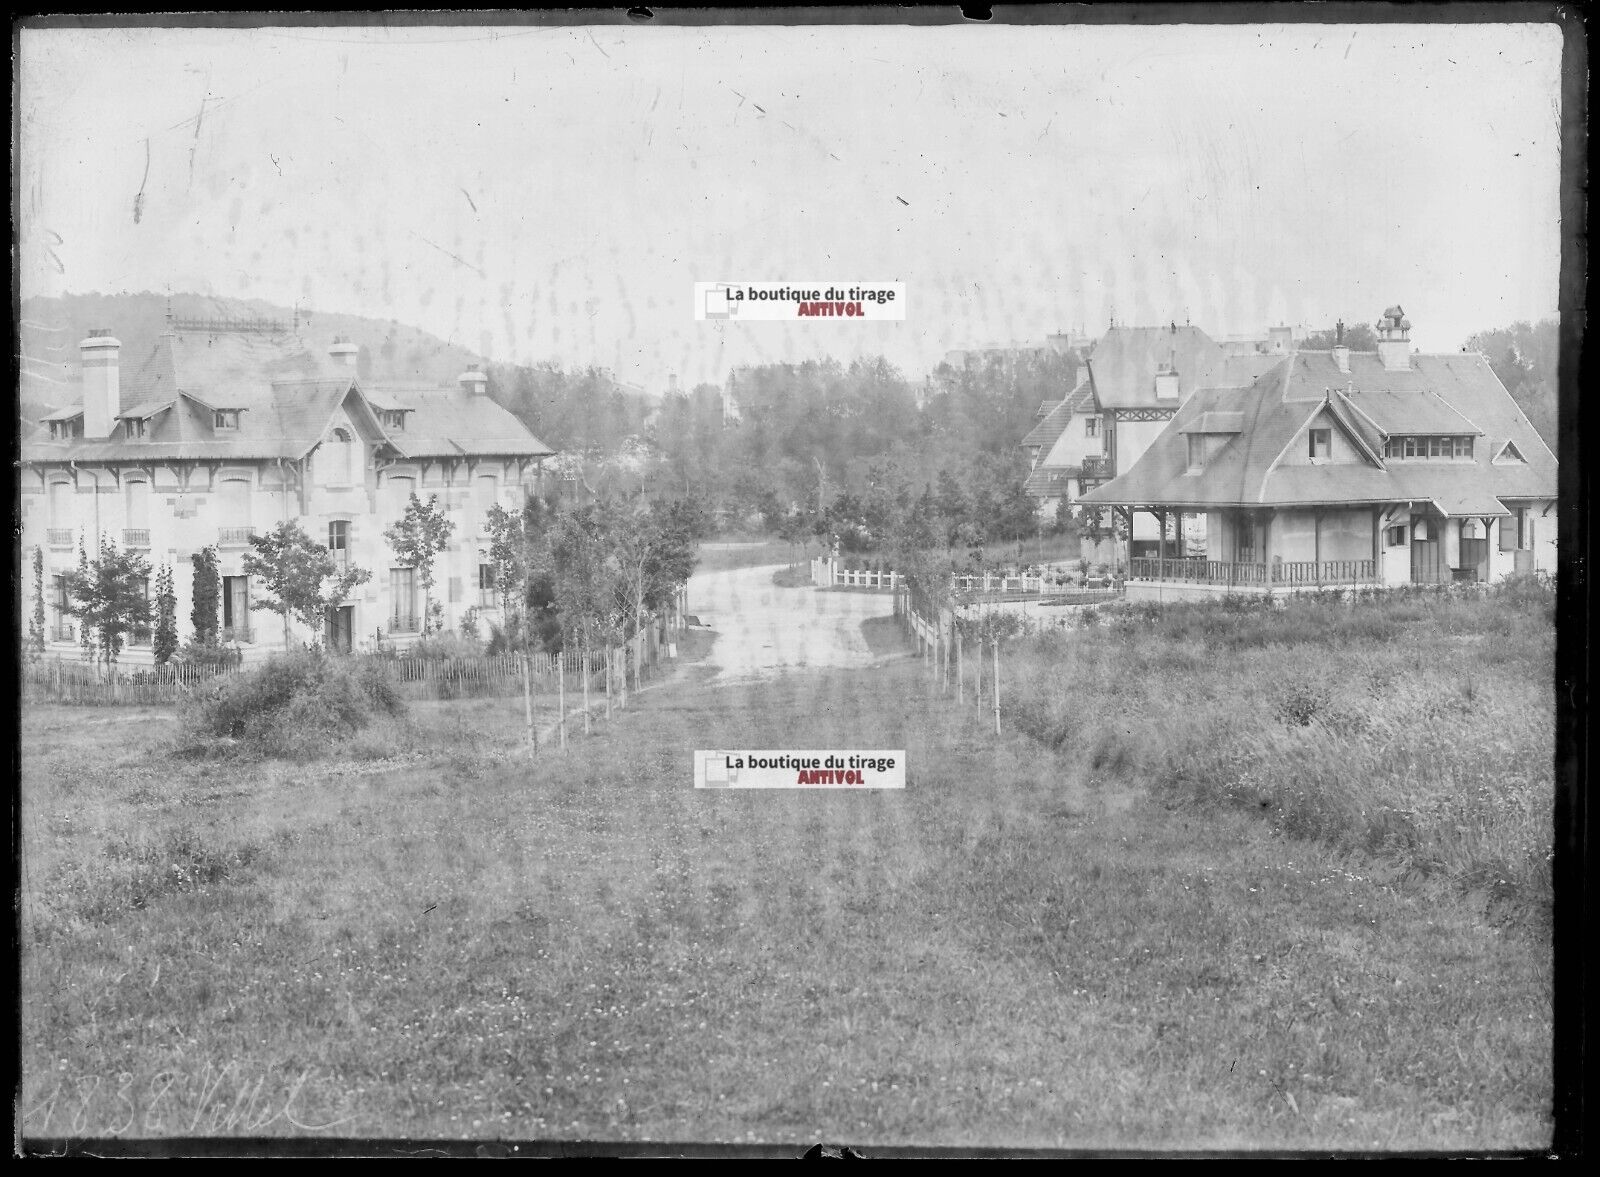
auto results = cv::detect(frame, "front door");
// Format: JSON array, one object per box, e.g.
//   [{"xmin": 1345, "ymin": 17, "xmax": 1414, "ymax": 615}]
[
  {"xmin": 1458, "ymin": 537, "xmax": 1488, "ymax": 583},
  {"xmin": 325, "ymin": 605, "xmax": 354, "ymax": 653},
  {"xmin": 1410, "ymin": 516, "xmax": 1444, "ymax": 584}
]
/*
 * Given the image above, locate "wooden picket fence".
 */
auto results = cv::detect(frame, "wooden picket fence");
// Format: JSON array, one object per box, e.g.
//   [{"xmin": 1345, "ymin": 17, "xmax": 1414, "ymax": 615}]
[{"xmin": 20, "ymin": 623, "xmax": 675, "ymax": 709}]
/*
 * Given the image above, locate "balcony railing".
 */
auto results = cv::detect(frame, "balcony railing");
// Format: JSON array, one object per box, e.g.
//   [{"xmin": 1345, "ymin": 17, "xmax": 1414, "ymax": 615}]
[
  {"xmin": 49, "ymin": 623, "xmax": 75, "ymax": 642},
  {"xmin": 123, "ymin": 529, "xmax": 151, "ymax": 547},
  {"xmin": 219, "ymin": 526, "xmax": 255, "ymax": 546},
  {"xmin": 477, "ymin": 589, "xmax": 498, "ymax": 608},
  {"xmin": 1081, "ymin": 455, "xmax": 1108, "ymax": 475},
  {"xmin": 221, "ymin": 625, "xmax": 253, "ymax": 644},
  {"xmin": 47, "ymin": 529, "xmax": 74, "ymax": 547},
  {"xmin": 389, "ymin": 612, "xmax": 420, "ymax": 634},
  {"xmin": 1129, "ymin": 557, "xmax": 1378, "ymax": 586}
]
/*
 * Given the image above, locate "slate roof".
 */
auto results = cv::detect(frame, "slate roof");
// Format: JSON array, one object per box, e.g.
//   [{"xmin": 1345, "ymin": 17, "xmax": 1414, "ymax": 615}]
[
  {"xmin": 1080, "ymin": 350, "xmax": 1555, "ymax": 515},
  {"xmin": 1023, "ymin": 465, "xmax": 1083, "ymax": 496},
  {"xmin": 1019, "ymin": 379, "xmax": 1094, "ymax": 451},
  {"xmin": 21, "ymin": 333, "xmax": 555, "ymax": 466}
]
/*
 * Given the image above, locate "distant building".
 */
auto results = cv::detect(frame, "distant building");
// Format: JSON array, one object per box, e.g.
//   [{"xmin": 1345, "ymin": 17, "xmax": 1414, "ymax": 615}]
[{"xmin": 20, "ymin": 321, "xmax": 556, "ymax": 660}]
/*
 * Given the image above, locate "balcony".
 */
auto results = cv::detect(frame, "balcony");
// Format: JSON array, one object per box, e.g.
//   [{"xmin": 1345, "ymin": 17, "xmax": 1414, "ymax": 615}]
[
  {"xmin": 1129, "ymin": 557, "xmax": 1378, "ymax": 587},
  {"xmin": 47, "ymin": 529, "xmax": 74, "ymax": 547},
  {"xmin": 388, "ymin": 612, "xmax": 421, "ymax": 634},
  {"xmin": 49, "ymin": 623, "xmax": 75, "ymax": 642},
  {"xmin": 218, "ymin": 527, "xmax": 255, "ymax": 547},
  {"xmin": 123, "ymin": 529, "xmax": 151, "ymax": 548},
  {"xmin": 477, "ymin": 589, "xmax": 498, "ymax": 608},
  {"xmin": 221, "ymin": 625, "xmax": 253, "ymax": 644},
  {"xmin": 1081, "ymin": 455, "xmax": 1108, "ymax": 475}
]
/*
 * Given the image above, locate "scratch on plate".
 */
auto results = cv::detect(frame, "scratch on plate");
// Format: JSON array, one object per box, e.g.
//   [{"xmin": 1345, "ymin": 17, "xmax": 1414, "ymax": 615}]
[
  {"xmin": 586, "ymin": 30, "xmax": 610, "ymax": 59},
  {"xmin": 411, "ymin": 231, "xmax": 487, "ymax": 278},
  {"xmin": 896, "ymin": 196, "xmax": 909, "ymax": 206},
  {"xmin": 133, "ymin": 138, "xmax": 151, "ymax": 223},
  {"xmin": 460, "ymin": 187, "xmax": 478, "ymax": 213}
]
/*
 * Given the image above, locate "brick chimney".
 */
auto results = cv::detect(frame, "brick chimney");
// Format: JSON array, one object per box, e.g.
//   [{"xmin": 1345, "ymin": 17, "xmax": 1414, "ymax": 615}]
[
  {"xmin": 458, "ymin": 363, "xmax": 489, "ymax": 396},
  {"xmin": 328, "ymin": 336, "xmax": 359, "ymax": 368},
  {"xmin": 1268, "ymin": 324, "xmax": 1294, "ymax": 354},
  {"xmin": 80, "ymin": 330, "xmax": 121, "ymax": 439},
  {"xmin": 1332, "ymin": 319, "xmax": 1351, "ymax": 373},
  {"xmin": 1376, "ymin": 305, "xmax": 1411, "ymax": 371}
]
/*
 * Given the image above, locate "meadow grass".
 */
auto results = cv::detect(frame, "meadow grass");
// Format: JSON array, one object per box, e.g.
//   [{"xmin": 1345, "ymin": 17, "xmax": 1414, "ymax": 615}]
[
  {"xmin": 1000, "ymin": 587, "xmax": 1556, "ymax": 916},
  {"xmin": 19, "ymin": 602, "xmax": 1551, "ymax": 1149}
]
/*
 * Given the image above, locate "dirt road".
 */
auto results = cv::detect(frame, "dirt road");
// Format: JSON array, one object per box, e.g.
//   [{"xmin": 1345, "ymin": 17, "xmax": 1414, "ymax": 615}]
[{"xmin": 686, "ymin": 563, "xmax": 896, "ymax": 684}]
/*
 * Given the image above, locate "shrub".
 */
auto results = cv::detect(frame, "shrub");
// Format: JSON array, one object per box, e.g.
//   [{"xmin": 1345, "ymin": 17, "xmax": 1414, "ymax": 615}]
[{"xmin": 182, "ymin": 648, "xmax": 405, "ymax": 759}]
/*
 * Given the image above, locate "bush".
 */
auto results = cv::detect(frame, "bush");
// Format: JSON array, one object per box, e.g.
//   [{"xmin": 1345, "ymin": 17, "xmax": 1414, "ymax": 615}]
[
  {"xmin": 182, "ymin": 648, "xmax": 405, "ymax": 759},
  {"xmin": 176, "ymin": 638, "xmax": 243, "ymax": 672}
]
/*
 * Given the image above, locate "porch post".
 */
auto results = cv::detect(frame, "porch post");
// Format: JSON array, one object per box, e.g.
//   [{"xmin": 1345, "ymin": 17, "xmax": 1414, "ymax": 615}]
[
  {"xmin": 1314, "ymin": 509, "xmax": 1323, "ymax": 586},
  {"xmin": 1263, "ymin": 510, "xmax": 1274, "ymax": 585}
]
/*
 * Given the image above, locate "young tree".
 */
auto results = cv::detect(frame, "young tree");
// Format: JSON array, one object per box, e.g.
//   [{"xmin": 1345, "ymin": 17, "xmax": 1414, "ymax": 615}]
[
  {"xmin": 77, "ymin": 538, "xmax": 95, "ymax": 663},
  {"xmin": 191, "ymin": 546, "xmax": 220, "ymax": 643},
  {"xmin": 152, "ymin": 564, "xmax": 179, "ymax": 665},
  {"xmin": 484, "ymin": 501, "xmax": 527, "ymax": 626},
  {"xmin": 243, "ymin": 520, "xmax": 372, "ymax": 648},
  {"xmin": 27, "ymin": 546, "xmax": 47, "ymax": 663},
  {"xmin": 384, "ymin": 492, "xmax": 455, "ymax": 634},
  {"xmin": 65, "ymin": 536, "xmax": 153, "ymax": 672}
]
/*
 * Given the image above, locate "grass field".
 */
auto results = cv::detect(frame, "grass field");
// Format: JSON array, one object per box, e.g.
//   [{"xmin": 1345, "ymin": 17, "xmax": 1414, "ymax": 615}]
[{"xmin": 19, "ymin": 600, "xmax": 1552, "ymax": 1149}]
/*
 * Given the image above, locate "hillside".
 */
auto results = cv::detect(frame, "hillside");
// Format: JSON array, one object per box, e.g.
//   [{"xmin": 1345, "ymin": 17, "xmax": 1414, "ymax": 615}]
[{"xmin": 17, "ymin": 291, "xmax": 485, "ymax": 420}]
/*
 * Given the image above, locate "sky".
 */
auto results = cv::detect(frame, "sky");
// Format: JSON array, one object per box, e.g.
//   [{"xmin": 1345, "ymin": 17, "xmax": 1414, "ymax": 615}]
[{"xmin": 17, "ymin": 17, "xmax": 1565, "ymax": 391}]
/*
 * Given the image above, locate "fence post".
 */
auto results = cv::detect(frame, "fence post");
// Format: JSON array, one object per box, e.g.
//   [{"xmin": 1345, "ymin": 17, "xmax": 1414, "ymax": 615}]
[
  {"xmin": 992, "ymin": 638, "xmax": 1001, "ymax": 734},
  {"xmin": 559, "ymin": 650, "xmax": 567, "ymax": 750},
  {"xmin": 956, "ymin": 628, "xmax": 964, "ymax": 705},
  {"xmin": 521, "ymin": 648, "xmax": 536, "ymax": 754},
  {"xmin": 583, "ymin": 645, "xmax": 592, "ymax": 735}
]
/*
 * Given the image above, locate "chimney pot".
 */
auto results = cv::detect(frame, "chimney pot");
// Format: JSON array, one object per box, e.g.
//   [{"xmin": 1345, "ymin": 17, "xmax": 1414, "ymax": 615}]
[
  {"xmin": 329, "ymin": 337, "xmax": 359, "ymax": 368},
  {"xmin": 79, "ymin": 331, "xmax": 123, "ymax": 439}
]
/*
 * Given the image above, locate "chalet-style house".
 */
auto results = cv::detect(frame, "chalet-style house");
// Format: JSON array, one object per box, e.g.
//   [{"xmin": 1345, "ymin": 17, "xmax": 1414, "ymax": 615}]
[
  {"xmin": 1022, "ymin": 321, "xmax": 1297, "ymax": 560},
  {"xmin": 20, "ymin": 320, "xmax": 556, "ymax": 660},
  {"xmin": 1077, "ymin": 307, "xmax": 1558, "ymax": 599}
]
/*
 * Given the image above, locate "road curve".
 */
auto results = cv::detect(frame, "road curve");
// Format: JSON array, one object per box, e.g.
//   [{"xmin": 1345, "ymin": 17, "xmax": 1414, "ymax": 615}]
[{"xmin": 685, "ymin": 563, "xmax": 896, "ymax": 684}]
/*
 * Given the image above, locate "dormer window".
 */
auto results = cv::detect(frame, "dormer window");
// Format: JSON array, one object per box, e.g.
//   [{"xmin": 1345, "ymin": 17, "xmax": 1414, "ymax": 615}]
[
  {"xmin": 48, "ymin": 418, "xmax": 84, "ymax": 441},
  {"xmin": 1493, "ymin": 441, "xmax": 1526, "ymax": 464},
  {"xmin": 1187, "ymin": 434, "xmax": 1206, "ymax": 473},
  {"xmin": 213, "ymin": 409, "xmax": 242, "ymax": 431},
  {"xmin": 380, "ymin": 409, "xmax": 407, "ymax": 431},
  {"xmin": 1308, "ymin": 429, "xmax": 1331, "ymax": 460},
  {"xmin": 127, "ymin": 417, "xmax": 148, "ymax": 439},
  {"xmin": 1382, "ymin": 435, "xmax": 1474, "ymax": 460}
]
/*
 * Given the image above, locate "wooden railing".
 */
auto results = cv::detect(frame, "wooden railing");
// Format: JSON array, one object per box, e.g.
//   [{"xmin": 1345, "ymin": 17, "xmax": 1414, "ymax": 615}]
[
  {"xmin": 1129, "ymin": 557, "xmax": 1377, "ymax": 586},
  {"xmin": 123, "ymin": 529, "xmax": 151, "ymax": 547},
  {"xmin": 218, "ymin": 526, "xmax": 255, "ymax": 546}
]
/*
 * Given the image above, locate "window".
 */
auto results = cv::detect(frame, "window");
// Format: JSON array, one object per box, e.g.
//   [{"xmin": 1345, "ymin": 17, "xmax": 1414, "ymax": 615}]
[
  {"xmin": 1499, "ymin": 510, "xmax": 1530, "ymax": 551},
  {"xmin": 386, "ymin": 474, "xmax": 415, "ymax": 512},
  {"xmin": 49, "ymin": 418, "xmax": 83, "ymax": 441},
  {"xmin": 1495, "ymin": 441, "xmax": 1526, "ymax": 464},
  {"xmin": 1187, "ymin": 434, "xmax": 1206, "ymax": 473},
  {"xmin": 49, "ymin": 481, "xmax": 73, "ymax": 527},
  {"xmin": 479, "ymin": 564, "xmax": 497, "ymax": 607},
  {"xmin": 1085, "ymin": 416, "xmax": 1100, "ymax": 438},
  {"xmin": 213, "ymin": 409, "xmax": 242, "ymax": 430},
  {"xmin": 390, "ymin": 567, "xmax": 418, "ymax": 632},
  {"xmin": 125, "ymin": 480, "xmax": 150, "ymax": 529},
  {"xmin": 1387, "ymin": 524, "xmax": 1408, "ymax": 547},
  {"xmin": 131, "ymin": 577, "xmax": 152, "ymax": 645},
  {"xmin": 127, "ymin": 417, "xmax": 147, "ymax": 439},
  {"xmin": 222, "ymin": 575, "xmax": 251, "ymax": 641},
  {"xmin": 1383, "ymin": 435, "xmax": 1474, "ymax": 460},
  {"xmin": 381, "ymin": 409, "xmax": 407, "ymax": 431},
  {"xmin": 51, "ymin": 573, "xmax": 71, "ymax": 641},
  {"xmin": 325, "ymin": 427, "xmax": 359, "ymax": 486},
  {"xmin": 328, "ymin": 520, "xmax": 350, "ymax": 569},
  {"xmin": 1308, "ymin": 429, "xmax": 1331, "ymax": 460}
]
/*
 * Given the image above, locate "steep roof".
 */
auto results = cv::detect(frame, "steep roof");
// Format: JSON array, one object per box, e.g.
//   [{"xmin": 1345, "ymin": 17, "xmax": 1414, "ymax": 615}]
[
  {"xmin": 20, "ymin": 332, "xmax": 555, "ymax": 465},
  {"xmin": 1080, "ymin": 350, "xmax": 1555, "ymax": 514},
  {"xmin": 1019, "ymin": 379, "xmax": 1094, "ymax": 451},
  {"xmin": 1023, "ymin": 464, "xmax": 1083, "ymax": 496}
]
